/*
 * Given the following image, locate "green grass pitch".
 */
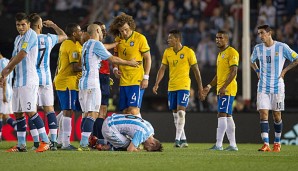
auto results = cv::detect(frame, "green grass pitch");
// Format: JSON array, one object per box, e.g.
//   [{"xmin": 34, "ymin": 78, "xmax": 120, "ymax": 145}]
[{"xmin": 0, "ymin": 141, "xmax": 298, "ymax": 171}]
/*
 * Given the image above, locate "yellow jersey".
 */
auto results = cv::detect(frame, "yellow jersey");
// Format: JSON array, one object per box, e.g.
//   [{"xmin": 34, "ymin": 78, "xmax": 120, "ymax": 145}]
[
  {"xmin": 162, "ymin": 46, "xmax": 197, "ymax": 91},
  {"xmin": 54, "ymin": 40, "xmax": 82, "ymax": 91},
  {"xmin": 115, "ymin": 31, "xmax": 150, "ymax": 86},
  {"xmin": 216, "ymin": 46, "xmax": 239, "ymax": 96}
]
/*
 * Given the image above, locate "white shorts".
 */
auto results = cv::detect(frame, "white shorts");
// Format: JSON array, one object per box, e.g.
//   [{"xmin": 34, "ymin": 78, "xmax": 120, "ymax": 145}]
[
  {"xmin": 38, "ymin": 85, "xmax": 54, "ymax": 106},
  {"xmin": 102, "ymin": 119, "xmax": 130, "ymax": 148},
  {"xmin": 12, "ymin": 86, "xmax": 38, "ymax": 113},
  {"xmin": 257, "ymin": 92, "xmax": 285, "ymax": 111},
  {"xmin": 79, "ymin": 88, "xmax": 101, "ymax": 113},
  {"xmin": 0, "ymin": 99, "xmax": 13, "ymax": 114}
]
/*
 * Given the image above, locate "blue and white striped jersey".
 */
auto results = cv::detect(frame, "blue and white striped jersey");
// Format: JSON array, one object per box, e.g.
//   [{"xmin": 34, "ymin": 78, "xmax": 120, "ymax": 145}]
[
  {"xmin": 79, "ymin": 39, "xmax": 112, "ymax": 90},
  {"xmin": 106, "ymin": 114, "xmax": 154, "ymax": 147},
  {"xmin": 251, "ymin": 41, "xmax": 298, "ymax": 94},
  {"xmin": 12, "ymin": 28, "xmax": 39, "ymax": 87},
  {"xmin": 36, "ymin": 33, "xmax": 58, "ymax": 85},
  {"xmin": 0, "ymin": 58, "xmax": 13, "ymax": 101}
]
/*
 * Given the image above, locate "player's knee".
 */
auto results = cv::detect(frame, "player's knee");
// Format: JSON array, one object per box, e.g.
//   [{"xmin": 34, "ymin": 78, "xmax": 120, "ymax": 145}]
[
  {"xmin": 177, "ymin": 110, "xmax": 185, "ymax": 118},
  {"xmin": 63, "ymin": 110, "xmax": 73, "ymax": 117}
]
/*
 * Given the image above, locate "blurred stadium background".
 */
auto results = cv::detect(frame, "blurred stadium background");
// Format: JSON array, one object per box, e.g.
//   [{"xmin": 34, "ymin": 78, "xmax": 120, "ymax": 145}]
[{"xmin": 0, "ymin": 0, "xmax": 298, "ymax": 144}]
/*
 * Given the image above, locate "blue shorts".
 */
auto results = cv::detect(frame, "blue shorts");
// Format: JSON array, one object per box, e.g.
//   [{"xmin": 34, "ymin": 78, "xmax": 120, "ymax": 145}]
[
  {"xmin": 217, "ymin": 95, "xmax": 235, "ymax": 115},
  {"xmin": 168, "ymin": 90, "xmax": 190, "ymax": 110},
  {"xmin": 56, "ymin": 89, "xmax": 81, "ymax": 111},
  {"xmin": 119, "ymin": 86, "xmax": 144, "ymax": 111},
  {"xmin": 100, "ymin": 74, "xmax": 110, "ymax": 105}
]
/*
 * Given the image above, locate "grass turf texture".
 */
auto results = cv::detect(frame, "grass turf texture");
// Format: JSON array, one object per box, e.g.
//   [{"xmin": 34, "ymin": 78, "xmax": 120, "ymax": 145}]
[{"xmin": 0, "ymin": 142, "xmax": 298, "ymax": 171}]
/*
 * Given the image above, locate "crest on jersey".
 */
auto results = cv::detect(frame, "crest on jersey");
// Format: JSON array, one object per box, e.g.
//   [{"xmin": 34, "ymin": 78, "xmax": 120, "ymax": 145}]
[
  {"xmin": 180, "ymin": 54, "xmax": 184, "ymax": 59},
  {"xmin": 130, "ymin": 41, "xmax": 134, "ymax": 46},
  {"xmin": 222, "ymin": 54, "xmax": 225, "ymax": 58},
  {"xmin": 292, "ymin": 52, "xmax": 298, "ymax": 58},
  {"xmin": 72, "ymin": 52, "xmax": 78, "ymax": 59},
  {"xmin": 21, "ymin": 42, "xmax": 28, "ymax": 49}
]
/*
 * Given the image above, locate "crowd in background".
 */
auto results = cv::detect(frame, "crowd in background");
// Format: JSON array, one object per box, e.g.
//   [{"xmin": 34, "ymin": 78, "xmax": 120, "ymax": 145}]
[{"xmin": 1, "ymin": 0, "xmax": 298, "ymax": 112}]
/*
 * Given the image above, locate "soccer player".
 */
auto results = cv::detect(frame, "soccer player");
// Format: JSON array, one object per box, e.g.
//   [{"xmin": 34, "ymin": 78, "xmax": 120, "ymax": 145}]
[
  {"xmin": 0, "ymin": 13, "xmax": 49, "ymax": 152},
  {"xmin": 91, "ymin": 21, "xmax": 117, "ymax": 142},
  {"xmin": 153, "ymin": 29, "xmax": 204, "ymax": 148},
  {"xmin": 53, "ymin": 23, "xmax": 82, "ymax": 150},
  {"xmin": 0, "ymin": 51, "xmax": 15, "ymax": 140},
  {"xmin": 250, "ymin": 25, "xmax": 298, "ymax": 152},
  {"xmin": 28, "ymin": 13, "xmax": 67, "ymax": 150},
  {"xmin": 202, "ymin": 30, "xmax": 239, "ymax": 151},
  {"xmin": 109, "ymin": 13, "xmax": 151, "ymax": 117},
  {"xmin": 78, "ymin": 24, "xmax": 138, "ymax": 150},
  {"xmin": 102, "ymin": 113, "xmax": 163, "ymax": 152}
]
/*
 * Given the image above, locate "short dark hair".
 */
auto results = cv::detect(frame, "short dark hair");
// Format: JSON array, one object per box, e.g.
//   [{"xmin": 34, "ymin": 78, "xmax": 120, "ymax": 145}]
[
  {"xmin": 257, "ymin": 25, "xmax": 272, "ymax": 32},
  {"xmin": 81, "ymin": 24, "xmax": 89, "ymax": 32},
  {"xmin": 65, "ymin": 23, "xmax": 79, "ymax": 37},
  {"xmin": 217, "ymin": 30, "xmax": 229, "ymax": 39},
  {"xmin": 93, "ymin": 21, "xmax": 104, "ymax": 26},
  {"xmin": 169, "ymin": 29, "xmax": 182, "ymax": 40},
  {"xmin": 28, "ymin": 13, "xmax": 41, "ymax": 27},
  {"xmin": 15, "ymin": 12, "xmax": 29, "ymax": 22}
]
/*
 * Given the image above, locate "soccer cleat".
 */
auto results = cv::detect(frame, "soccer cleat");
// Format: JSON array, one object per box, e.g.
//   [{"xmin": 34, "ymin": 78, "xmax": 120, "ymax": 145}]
[
  {"xmin": 57, "ymin": 143, "xmax": 62, "ymax": 149},
  {"xmin": 174, "ymin": 140, "xmax": 180, "ymax": 148},
  {"xmin": 272, "ymin": 143, "xmax": 281, "ymax": 152},
  {"xmin": 6, "ymin": 145, "xmax": 27, "ymax": 152},
  {"xmin": 209, "ymin": 145, "xmax": 223, "ymax": 151},
  {"xmin": 258, "ymin": 144, "xmax": 271, "ymax": 152},
  {"xmin": 36, "ymin": 142, "xmax": 49, "ymax": 152},
  {"xmin": 78, "ymin": 145, "xmax": 90, "ymax": 151},
  {"xmin": 61, "ymin": 144, "xmax": 78, "ymax": 150},
  {"xmin": 180, "ymin": 140, "xmax": 189, "ymax": 148},
  {"xmin": 50, "ymin": 141, "xmax": 58, "ymax": 151},
  {"xmin": 224, "ymin": 145, "xmax": 238, "ymax": 151}
]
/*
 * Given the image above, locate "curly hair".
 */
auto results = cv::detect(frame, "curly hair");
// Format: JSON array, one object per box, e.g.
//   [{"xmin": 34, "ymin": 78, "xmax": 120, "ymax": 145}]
[{"xmin": 109, "ymin": 13, "xmax": 136, "ymax": 37}]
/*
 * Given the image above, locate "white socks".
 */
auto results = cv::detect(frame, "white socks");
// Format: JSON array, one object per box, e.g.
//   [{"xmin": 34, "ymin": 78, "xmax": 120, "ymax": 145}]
[
  {"xmin": 173, "ymin": 113, "xmax": 186, "ymax": 140},
  {"xmin": 226, "ymin": 117, "xmax": 237, "ymax": 147},
  {"xmin": 57, "ymin": 111, "xmax": 64, "ymax": 144},
  {"xmin": 62, "ymin": 116, "xmax": 72, "ymax": 147},
  {"xmin": 175, "ymin": 110, "xmax": 186, "ymax": 140},
  {"xmin": 216, "ymin": 117, "xmax": 227, "ymax": 147}
]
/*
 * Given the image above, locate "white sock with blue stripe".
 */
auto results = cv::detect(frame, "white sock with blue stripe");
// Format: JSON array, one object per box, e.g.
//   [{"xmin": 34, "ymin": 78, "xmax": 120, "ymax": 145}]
[{"xmin": 216, "ymin": 117, "xmax": 227, "ymax": 147}]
